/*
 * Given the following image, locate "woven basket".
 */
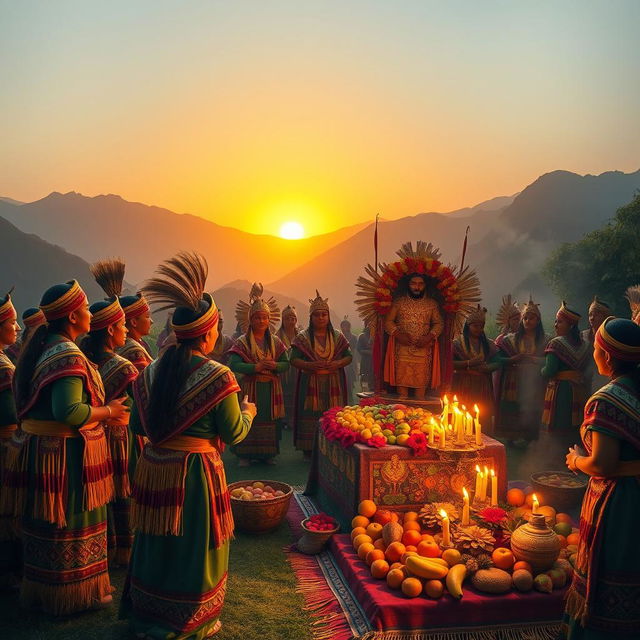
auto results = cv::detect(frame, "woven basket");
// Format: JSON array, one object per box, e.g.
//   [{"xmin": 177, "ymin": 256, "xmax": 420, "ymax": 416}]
[
  {"xmin": 296, "ymin": 517, "xmax": 340, "ymax": 555},
  {"xmin": 228, "ymin": 480, "xmax": 293, "ymax": 534}
]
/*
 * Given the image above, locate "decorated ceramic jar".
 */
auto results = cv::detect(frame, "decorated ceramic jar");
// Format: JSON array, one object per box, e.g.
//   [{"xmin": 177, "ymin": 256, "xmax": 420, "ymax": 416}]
[{"xmin": 510, "ymin": 513, "xmax": 561, "ymax": 572}]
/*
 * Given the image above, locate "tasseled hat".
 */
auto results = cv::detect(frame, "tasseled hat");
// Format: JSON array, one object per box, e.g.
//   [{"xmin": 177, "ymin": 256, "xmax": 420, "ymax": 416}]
[
  {"xmin": 309, "ymin": 290, "xmax": 330, "ymax": 315},
  {"xmin": 496, "ymin": 294, "xmax": 520, "ymax": 331},
  {"xmin": 0, "ymin": 289, "xmax": 16, "ymax": 324},
  {"xmin": 625, "ymin": 285, "xmax": 640, "ymax": 325},
  {"xmin": 557, "ymin": 301, "xmax": 581, "ymax": 326},
  {"xmin": 595, "ymin": 317, "xmax": 640, "ymax": 362},
  {"xmin": 235, "ymin": 283, "xmax": 280, "ymax": 333},
  {"xmin": 89, "ymin": 259, "xmax": 126, "ymax": 331},
  {"xmin": 40, "ymin": 280, "xmax": 88, "ymax": 321},
  {"xmin": 143, "ymin": 251, "xmax": 218, "ymax": 341},
  {"xmin": 281, "ymin": 305, "xmax": 297, "ymax": 320},
  {"xmin": 521, "ymin": 295, "xmax": 541, "ymax": 320},
  {"xmin": 22, "ymin": 307, "xmax": 46, "ymax": 329},
  {"xmin": 466, "ymin": 304, "xmax": 487, "ymax": 325},
  {"xmin": 589, "ymin": 296, "xmax": 612, "ymax": 316}
]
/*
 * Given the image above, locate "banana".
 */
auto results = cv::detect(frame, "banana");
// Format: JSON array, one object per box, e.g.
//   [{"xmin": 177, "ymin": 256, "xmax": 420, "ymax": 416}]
[
  {"xmin": 423, "ymin": 556, "xmax": 449, "ymax": 568},
  {"xmin": 406, "ymin": 555, "xmax": 449, "ymax": 579},
  {"xmin": 445, "ymin": 563, "xmax": 467, "ymax": 599}
]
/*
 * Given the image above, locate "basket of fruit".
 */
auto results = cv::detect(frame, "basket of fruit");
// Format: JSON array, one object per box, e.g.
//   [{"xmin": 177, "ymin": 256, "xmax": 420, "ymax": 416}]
[
  {"xmin": 228, "ymin": 480, "xmax": 293, "ymax": 534},
  {"xmin": 297, "ymin": 513, "xmax": 340, "ymax": 554},
  {"xmin": 530, "ymin": 471, "xmax": 587, "ymax": 512}
]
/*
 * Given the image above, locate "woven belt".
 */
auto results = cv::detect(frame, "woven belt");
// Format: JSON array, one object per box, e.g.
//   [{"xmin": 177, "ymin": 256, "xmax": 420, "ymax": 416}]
[
  {"xmin": 20, "ymin": 419, "xmax": 96, "ymax": 438},
  {"xmin": 158, "ymin": 434, "xmax": 218, "ymax": 453}
]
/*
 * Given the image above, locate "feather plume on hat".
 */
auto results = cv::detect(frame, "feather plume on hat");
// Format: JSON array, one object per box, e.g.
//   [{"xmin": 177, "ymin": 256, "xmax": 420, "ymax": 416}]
[
  {"xmin": 626, "ymin": 285, "xmax": 640, "ymax": 324},
  {"xmin": 90, "ymin": 258, "xmax": 125, "ymax": 299},
  {"xmin": 142, "ymin": 251, "xmax": 208, "ymax": 312},
  {"xmin": 309, "ymin": 290, "xmax": 330, "ymax": 315},
  {"xmin": 521, "ymin": 294, "xmax": 541, "ymax": 319},
  {"xmin": 496, "ymin": 294, "xmax": 520, "ymax": 332},
  {"xmin": 235, "ymin": 282, "xmax": 280, "ymax": 333},
  {"xmin": 465, "ymin": 304, "xmax": 487, "ymax": 325}
]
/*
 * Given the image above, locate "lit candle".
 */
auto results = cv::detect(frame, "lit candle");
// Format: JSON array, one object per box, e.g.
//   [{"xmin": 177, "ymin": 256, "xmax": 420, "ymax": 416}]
[
  {"xmin": 480, "ymin": 465, "xmax": 489, "ymax": 501},
  {"xmin": 439, "ymin": 425, "xmax": 446, "ymax": 449},
  {"xmin": 465, "ymin": 411, "xmax": 473, "ymax": 436},
  {"xmin": 440, "ymin": 509, "xmax": 451, "ymax": 546},
  {"xmin": 429, "ymin": 417, "xmax": 435, "ymax": 445},
  {"xmin": 456, "ymin": 408, "xmax": 465, "ymax": 444},
  {"xmin": 532, "ymin": 493, "xmax": 539, "ymax": 514},
  {"xmin": 462, "ymin": 487, "xmax": 470, "ymax": 525},
  {"xmin": 474, "ymin": 465, "xmax": 482, "ymax": 501},
  {"xmin": 442, "ymin": 395, "xmax": 449, "ymax": 425},
  {"xmin": 474, "ymin": 404, "xmax": 482, "ymax": 446},
  {"xmin": 490, "ymin": 468, "xmax": 498, "ymax": 506}
]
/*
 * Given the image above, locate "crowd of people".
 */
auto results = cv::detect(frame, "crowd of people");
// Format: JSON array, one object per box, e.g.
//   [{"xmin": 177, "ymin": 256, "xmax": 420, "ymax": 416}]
[{"xmin": 0, "ymin": 255, "xmax": 639, "ymax": 639}]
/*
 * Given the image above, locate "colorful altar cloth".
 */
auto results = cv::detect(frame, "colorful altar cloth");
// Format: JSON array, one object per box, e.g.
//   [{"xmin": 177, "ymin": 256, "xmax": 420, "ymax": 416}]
[
  {"xmin": 306, "ymin": 429, "xmax": 507, "ymax": 530},
  {"xmin": 331, "ymin": 533, "xmax": 565, "ymax": 639}
]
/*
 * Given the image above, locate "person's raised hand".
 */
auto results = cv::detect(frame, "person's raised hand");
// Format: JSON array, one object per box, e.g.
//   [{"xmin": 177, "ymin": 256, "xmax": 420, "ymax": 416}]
[{"xmin": 240, "ymin": 395, "xmax": 257, "ymax": 418}]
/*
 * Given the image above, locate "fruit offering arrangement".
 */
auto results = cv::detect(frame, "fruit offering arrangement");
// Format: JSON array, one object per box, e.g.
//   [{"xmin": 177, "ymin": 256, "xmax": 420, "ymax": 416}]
[
  {"xmin": 230, "ymin": 481, "xmax": 287, "ymax": 501},
  {"xmin": 350, "ymin": 495, "xmax": 579, "ymax": 600},
  {"xmin": 321, "ymin": 403, "xmax": 434, "ymax": 452},
  {"xmin": 303, "ymin": 513, "xmax": 339, "ymax": 532}
]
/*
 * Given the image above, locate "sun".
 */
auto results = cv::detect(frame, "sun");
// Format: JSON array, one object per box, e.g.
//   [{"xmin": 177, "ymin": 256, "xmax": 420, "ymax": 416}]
[{"xmin": 279, "ymin": 221, "xmax": 305, "ymax": 240}]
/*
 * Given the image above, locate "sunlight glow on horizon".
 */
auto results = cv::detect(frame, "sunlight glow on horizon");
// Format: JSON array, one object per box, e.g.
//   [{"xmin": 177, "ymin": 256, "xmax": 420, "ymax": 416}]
[{"xmin": 279, "ymin": 221, "xmax": 305, "ymax": 240}]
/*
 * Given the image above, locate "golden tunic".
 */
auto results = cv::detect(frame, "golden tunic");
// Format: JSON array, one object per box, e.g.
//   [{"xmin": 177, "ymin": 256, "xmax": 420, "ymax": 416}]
[{"xmin": 384, "ymin": 296, "xmax": 444, "ymax": 389}]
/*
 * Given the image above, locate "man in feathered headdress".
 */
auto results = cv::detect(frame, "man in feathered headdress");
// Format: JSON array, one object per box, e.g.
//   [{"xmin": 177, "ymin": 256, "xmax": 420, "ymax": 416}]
[
  {"xmin": 626, "ymin": 285, "xmax": 640, "ymax": 325},
  {"xmin": 383, "ymin": 274, "xmax": 444, "ymax": 399}
]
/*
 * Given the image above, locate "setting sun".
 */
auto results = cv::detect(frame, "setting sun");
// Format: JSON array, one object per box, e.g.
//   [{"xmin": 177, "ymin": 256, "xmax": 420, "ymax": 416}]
[{"xmin": 279, "ymin": 221, "xmax": 305, "ymax": 240}]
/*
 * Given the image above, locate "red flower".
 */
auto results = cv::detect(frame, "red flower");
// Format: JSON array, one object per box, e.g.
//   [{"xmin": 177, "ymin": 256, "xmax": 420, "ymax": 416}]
[
  {"xmin": 367, "ymin": 435, "xmax": 387, "ymax": 448},
  {"xmin": 339, "ymin": 431, "xmax": 357, "ymax": 448},
  {"xmin": 478, "ymin": 506, "xmax": 508, "ymax": 525},
  {"xmin": 359, "ymin": 397, "xmax": 377, "ymax": 407},
  {"xmin": 406, "ymin": 431, "xmax": 428, "ymax": 455}
]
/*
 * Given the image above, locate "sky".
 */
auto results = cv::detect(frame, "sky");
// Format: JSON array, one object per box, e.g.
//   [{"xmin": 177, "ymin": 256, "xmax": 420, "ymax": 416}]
[{"xmin": 1, "ymin": 0, "xmax": 639, "ymax": 237}]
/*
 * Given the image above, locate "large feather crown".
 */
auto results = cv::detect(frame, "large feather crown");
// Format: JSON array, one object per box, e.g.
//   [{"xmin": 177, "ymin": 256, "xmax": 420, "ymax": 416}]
[
  {"xmin": 235, "ymin": 282, "xmax": 280, "ymax": 332},
  {"xmin": 90, "ymin": 258, "xmax": 125, "ymax": 299}
]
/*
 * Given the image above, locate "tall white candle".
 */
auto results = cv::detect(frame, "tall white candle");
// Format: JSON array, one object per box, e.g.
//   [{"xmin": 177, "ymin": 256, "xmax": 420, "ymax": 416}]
[
  {"xmin": 462, "ymin": 488, "xmax": 470, "ymax": 525},
  {"xmin": 474, "ymin": 465, "xmax": 482, "ymax": 501},
  {"xmin": 456, "ymin": 408, "xmax": 465, "ymax": 444},
  {"xmin": 490, "ymin": 468, "xmax": 498, "ymax": 506},
  {"xmin": 429, "ymin": 418, "xmax": 435, "ymax": 445},
  {"xmin": 465, "ymin": 412, "xmax": 473, "ymax": 436},
  {"xmin": 440, "ymin": 509, "xmax": 451, "ymax": 546},
  {"xmin": 439, "ymin": 426, "xmax": 446, "ymax": 449},
  {"xmin": 480, "ymin": 465, "xmax": 489, "ymax": 501}
]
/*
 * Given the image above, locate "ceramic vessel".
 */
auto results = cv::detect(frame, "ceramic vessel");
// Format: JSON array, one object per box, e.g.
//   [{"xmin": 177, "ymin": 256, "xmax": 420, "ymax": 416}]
[{"xmin": 510, "ymin": 513, "xmax": 561, "ymax": 572}]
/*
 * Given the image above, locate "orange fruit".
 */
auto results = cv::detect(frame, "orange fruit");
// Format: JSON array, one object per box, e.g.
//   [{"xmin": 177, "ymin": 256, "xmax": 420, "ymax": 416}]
[
  {"xmin": 366, "ymin": 549, "xmax": 386, "ymax": 566},
  {"xmin": 352, "ymin": 515, "xmax": 370, "ymax": 529},
  {"xmin": 401, "ymin": 577, "xmax": 423, "ymax": 598},
  {"xmin": 353, "ymin": 534, "xmax": 373, "ymax": 550},
  {"xmin": 373, "ymin": 538, "xmax": 387, "ymax": 551},
  {"xmin": 442, "ymin": 549, "xmax": 462, "ymax": 566},
  {"xmin": 351, "ymin": 527, "xmax": 367, "ymax": 541},
  {"xmin": 389, "ymin": 562, "xmax": 403, "ymax": 571},
  {"xmin": 385, "ymin": 542, "xmax": 406, "ymax": 563},
  {"xmin": 402, "ymin": 530, "xmax": 422, "ymax": 547},
  {"xmin": 403, "ymin": 511, "xmax": 419, "ymax": 522},
  {"xmin": 403, "ymin": 520, "xmax": 422, "ymax": 532},
  {"xmin": 424, "ymin": 579, "xmax": 444, "ymax": 598},
  {"xmin": 366, "ymin": 522, "xmax": 384, "ymax": 540},
  {"xmin": 373, "ymin": 509, "xmax": 398, "ymax": 525},
  {"xmin": 370, "ymin": 559, "xmax": 390, "ymax": 579},
  {"xmin": 491, "ymin": 548, "xmax": 515, "ymax": 570},
  {"xmin": 556, "ymin": 513, "xmax": 573, "ymax": 524},
  {"xmin": 357, "ymin": 542, "xmax": 375, "ymax": 561},
  {"xmin": 513, "ymin": 560, "xmax": 533, "ymax": 573},
  {"xmin": 417, "ymin": 540, "xmax": 442, "ymax": 558},
  {"xmin": 386, "ymin": 568, "xmax": 405, "ymax": 589},
  {"xmin": 358, "ymin": 500, "xmax": 377, "ymax": 518},
  {"xmin": 567, "ymin": 533, "xmax": 580, "ymax": 546},
  {"xmin": 405, "ymin": 545, "xmax": 418, "ymax": 553},
  {"xmin": 506, "ymin": 488, "xmax": 526, "ymax": 507},
  {"xmin": 420, "ymin": 533, "xmax": 436, "ymax": 543}
]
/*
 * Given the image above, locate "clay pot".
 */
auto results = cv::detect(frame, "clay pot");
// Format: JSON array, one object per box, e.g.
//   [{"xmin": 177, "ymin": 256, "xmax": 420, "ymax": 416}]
[{"xmin": 510, "ymin": 513, "xmax": 561, "ymax": 573}]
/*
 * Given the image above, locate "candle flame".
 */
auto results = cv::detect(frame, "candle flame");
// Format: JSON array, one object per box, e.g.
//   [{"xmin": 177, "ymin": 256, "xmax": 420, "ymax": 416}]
[
  {"xmin": 490, "ymin": 468, "xmax": 495, "ymax": 477},
  {"xmin": 462, "ymin": 404, "xmax": 466, "ymax": 412},
  {"xmin": 463, "ymin": 487, "xmax": 468, "ymax": 499},
  {"xmin": 473, "ymin": 404, "xmax": 479, "ymax": 414},
  {"xmin": 443, "ymin": 394, "xmax": 449, "ymax": 404},
  {"xmin": 429, "ymin": 417, "xmax": 435, "ymax": 425},
  {"xmin": 454, "ymin": 406, "xmax": 462, "ymax": 415},
  {"xmin": 484, "ymin": 465, "xmax": 489, "ymax": 475},
  {"xmin": 475, "ymin": 464, "xmax": 481, "ymax": 473},
  {"xmin": 532, "ymin": 493, "xmax": 538, "ymax": 502},
  {"xmin": 466, "ymin": 412, "xmax": 472, "ymax": 419},
  {"xmin": 453, "ymin": 395, "xmax": 458, "ymax": 402},
  {"xmin": 439, "ymin": 509, "xmax": 448, "ymax": 518}
]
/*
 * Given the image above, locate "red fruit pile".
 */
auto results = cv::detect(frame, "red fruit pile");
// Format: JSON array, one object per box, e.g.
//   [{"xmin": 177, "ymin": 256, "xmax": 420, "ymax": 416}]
[{"xmin": 305, "ymin": 513, "xmax": 337, "ymax": 531}]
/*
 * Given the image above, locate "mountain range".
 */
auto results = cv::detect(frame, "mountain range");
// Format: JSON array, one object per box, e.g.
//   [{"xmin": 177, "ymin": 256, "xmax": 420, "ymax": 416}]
[{"xmin": 2, "ymin": 168, "xmax": 639, "ymax": 324}]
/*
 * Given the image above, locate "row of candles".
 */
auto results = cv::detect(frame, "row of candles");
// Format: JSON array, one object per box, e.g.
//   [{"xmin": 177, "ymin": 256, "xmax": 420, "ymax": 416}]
[{"xmin": 426, "ymin": 395, "xmax": 483, "ymax": 448}]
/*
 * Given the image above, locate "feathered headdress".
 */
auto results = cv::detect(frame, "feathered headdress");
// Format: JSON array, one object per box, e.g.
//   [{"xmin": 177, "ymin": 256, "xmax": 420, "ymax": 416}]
[
  {"xmin": 496, "ymin": 294, "xmax": 520, "ymax": 332},
  {"xmin": 588, "ymin": 296, "xmax": 611, "ymax": 315},
  {"xmin": 521, "ymin": 294, "xmax": 541, "ymax": 319},
  {"xmin": 90, "ymin": 258, "xmax": 125, "ymax": 299},
  {"xmin": 625, "ymin": 285, "xmax": 640, "ymax": 324},
  {"xmin": 466, "ymin": 304, "xmax": 487, "ymax": 325},
  {"xmin": 235, "ymin": 282, "xmax": 280, "ymax": 333},
  {"xmin": 88, "ymin": 258, "xmax": 125, "ymax": 331},
  {"xmin": 281, "ymin": 305, "xmax": 297, "ymax": 319},
  {"xmin": 143, "ymin": 251, "xmax": 218, "ymax": 340},
  {"xmin": 309, "ymin": 290, "xmax": 330, "ymax": 315}
]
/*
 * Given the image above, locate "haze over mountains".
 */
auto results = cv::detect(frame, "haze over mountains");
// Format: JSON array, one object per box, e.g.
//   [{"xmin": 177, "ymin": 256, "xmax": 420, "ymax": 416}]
[{"xmin": 1, "ymin": 168, "xmax": 639, "ymax": 323}]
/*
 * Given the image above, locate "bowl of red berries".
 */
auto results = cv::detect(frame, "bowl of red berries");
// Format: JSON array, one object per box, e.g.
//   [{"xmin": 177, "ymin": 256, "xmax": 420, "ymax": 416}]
[{"xmin": 297, "ymin": 513, "xmax": 340, "ymax": 554}]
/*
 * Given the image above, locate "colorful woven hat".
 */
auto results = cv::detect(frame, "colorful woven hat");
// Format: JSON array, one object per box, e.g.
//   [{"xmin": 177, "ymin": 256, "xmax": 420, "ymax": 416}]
[
  {"xmin": 309, "ymin": 290, "xmax": 330, "ymax": 315},
  {"xmin": 89, "ymin": 258, "xmax": 126, "ymax": 331},
  {"xmin": 466, "ymin": 304, "xmax": 487, "ymax": 325},
  {"xmin": 496, "ymin": 294, "xmax": 520, "ymax": 331},
  {"xmin": 557, "ymin": 301, "xmax": 581, "ymax": 326},
  {"xmin": 22, "ymin": 307, "xmax": 46, "ymax": 329},
  {"xmin": 235, "ymin": 283, "xmax": 280, "ymax": 333},
  {"xmin": 588, "ymin": 296, "xmax": 611, "ymax": 316},
  {"xmin": 143, "ymin": 251, "xmax": 219, "ymax": 341},
  {"xmin": 40, "ymin": 280, "xmax": 88, "ymax": 321},
  {"xmin": 0, "ymin": 290, "xmax": 16, "ymax": 324},
  {"xmin": 521, "ymin": 295, "xmax": 541, "ymax": 319},
  {"xmin": 595, "ymin": 317, "xmax": 640, "ymax": 362},
  {"xmin": 625, "ymin": 285, "xmax": 640, "ymax": 324}
]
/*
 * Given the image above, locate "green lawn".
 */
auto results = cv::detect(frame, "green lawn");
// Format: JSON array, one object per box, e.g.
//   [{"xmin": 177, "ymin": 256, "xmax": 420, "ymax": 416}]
[{"xmin": 0, "ymin": 428, "xmax": 314, "ymax": 640}]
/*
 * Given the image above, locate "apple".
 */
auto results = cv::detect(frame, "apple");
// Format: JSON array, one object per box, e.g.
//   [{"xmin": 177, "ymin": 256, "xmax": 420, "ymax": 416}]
[{"xmin": 492, "ymin": 548, "xmax": 515, "ymax": 570}]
